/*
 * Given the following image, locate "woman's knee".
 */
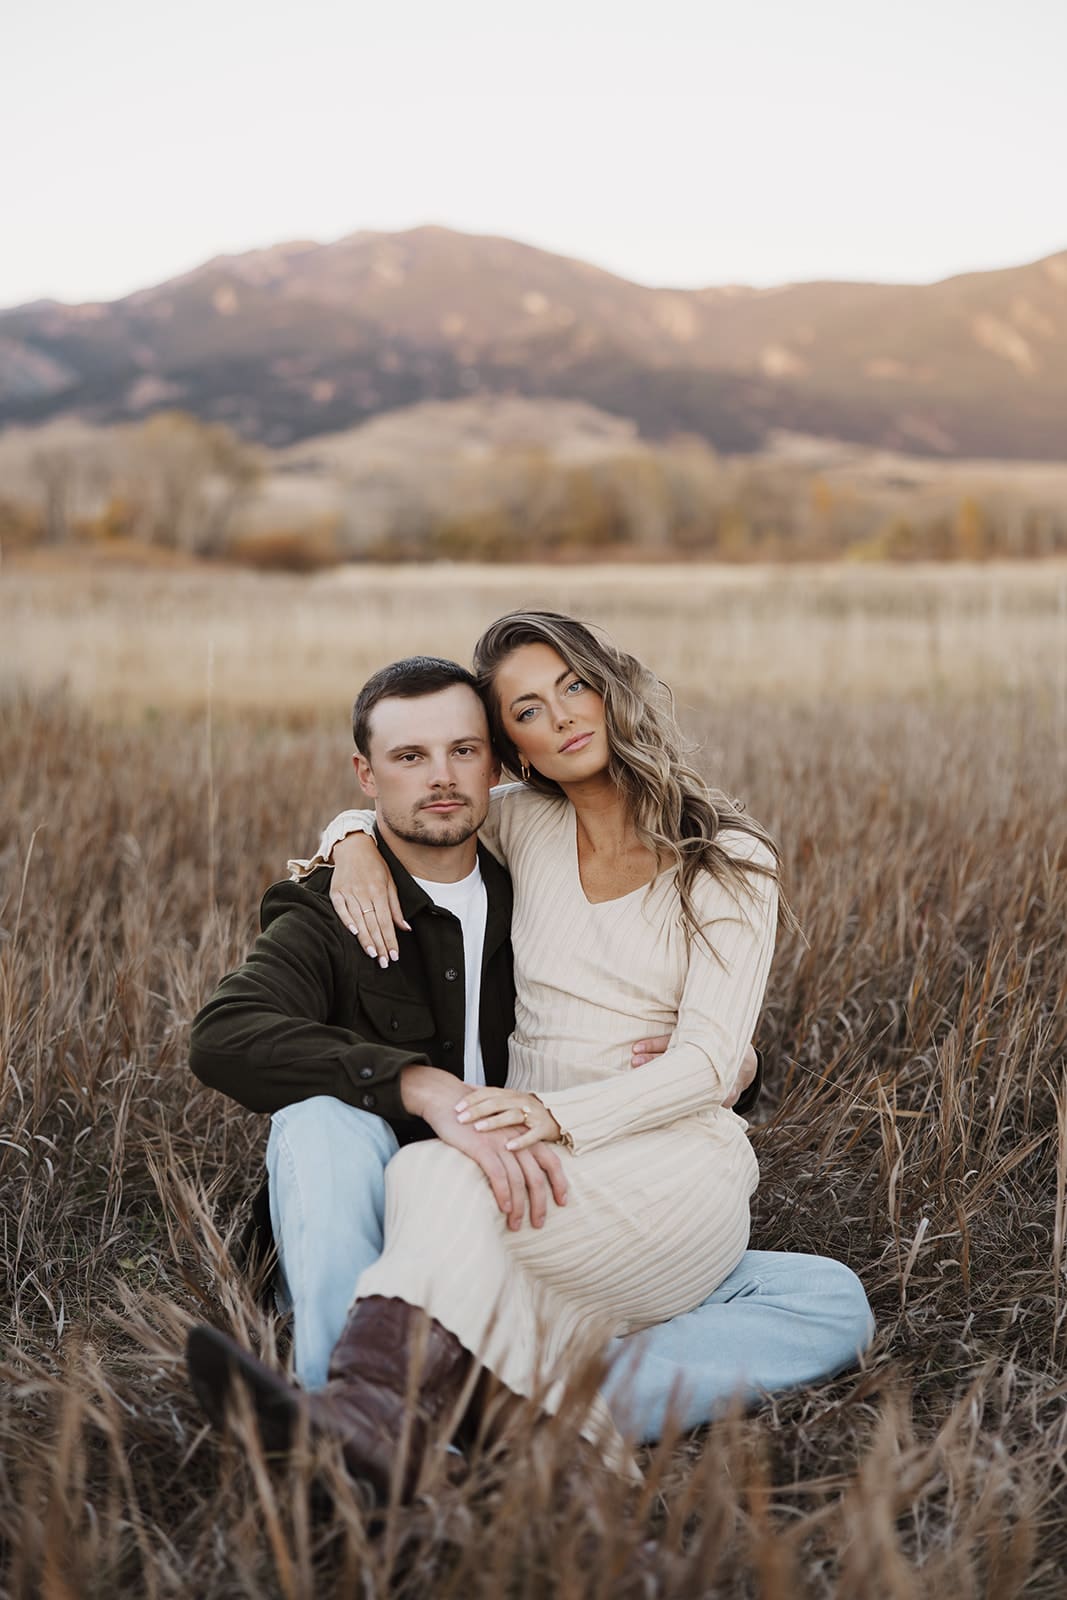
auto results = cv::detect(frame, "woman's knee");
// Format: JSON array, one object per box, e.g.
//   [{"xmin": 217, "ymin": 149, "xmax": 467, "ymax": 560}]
[
  {"xmin": 383, "ymin": 1141, "xmax": 505, "ymax": 1237},
  {"xmin": 385, "ymin": 1138, "xmax": 486, "ymax": 1192}
]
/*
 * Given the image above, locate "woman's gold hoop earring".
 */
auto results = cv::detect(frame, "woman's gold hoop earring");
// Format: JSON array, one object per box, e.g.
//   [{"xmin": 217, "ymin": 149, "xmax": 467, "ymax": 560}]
[{"xmin": 519, "ymin": 757, "xmax": 531, "ymax": 782}]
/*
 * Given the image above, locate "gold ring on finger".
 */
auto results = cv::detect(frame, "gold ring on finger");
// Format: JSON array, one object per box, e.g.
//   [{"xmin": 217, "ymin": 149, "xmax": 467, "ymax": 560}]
[{"xmin": 521, "ymin": 1106, "xmax": 532, "ymax": 1127}]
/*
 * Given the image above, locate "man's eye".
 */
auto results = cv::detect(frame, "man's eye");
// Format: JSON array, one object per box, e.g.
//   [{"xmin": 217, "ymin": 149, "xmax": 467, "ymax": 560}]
[
  {"xmin": 399, "ymin": 753, "xmax": 421, "ymax": 762},
  {"xmin": 455, "ymin": 746, "xmax": 475, "ymax": 757}
]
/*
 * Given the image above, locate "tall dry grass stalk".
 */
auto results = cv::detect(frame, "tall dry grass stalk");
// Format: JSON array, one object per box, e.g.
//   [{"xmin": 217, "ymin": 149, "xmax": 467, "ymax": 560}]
[{"xmin": 1, "ymin": 570, "xmax": 1065, "ymax": 1594}]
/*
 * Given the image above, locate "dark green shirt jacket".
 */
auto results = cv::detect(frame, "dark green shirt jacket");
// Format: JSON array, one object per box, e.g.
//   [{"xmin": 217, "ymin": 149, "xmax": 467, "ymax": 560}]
[{"xmin": 190, "ymin": 832, "xmax": 515, "ymax": 1137}]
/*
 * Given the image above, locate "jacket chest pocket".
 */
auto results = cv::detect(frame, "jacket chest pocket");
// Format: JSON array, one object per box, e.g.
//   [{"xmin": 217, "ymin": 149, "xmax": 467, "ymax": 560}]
[{"xmin": 360, "ymin": 986, "xmax": 436, "ymax": 1044}]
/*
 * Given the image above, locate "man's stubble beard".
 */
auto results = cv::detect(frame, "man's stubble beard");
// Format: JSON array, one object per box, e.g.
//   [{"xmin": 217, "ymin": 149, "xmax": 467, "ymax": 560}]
[{"xmin": 378, "ymin": 796, "xmax": 489, "ymax": 850}]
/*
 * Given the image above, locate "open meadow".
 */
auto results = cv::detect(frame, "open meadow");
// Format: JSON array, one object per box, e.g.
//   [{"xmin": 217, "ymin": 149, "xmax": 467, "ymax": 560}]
[{"xmin": 1, "ymin": 559, "xmax": 1066, "ymax": 1596}]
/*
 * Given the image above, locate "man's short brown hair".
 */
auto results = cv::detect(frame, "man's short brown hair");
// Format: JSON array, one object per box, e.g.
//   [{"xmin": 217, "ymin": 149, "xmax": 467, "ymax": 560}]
[{"xmin": 352, "ymin": 657, "xmax": 483, "ymax": 755}]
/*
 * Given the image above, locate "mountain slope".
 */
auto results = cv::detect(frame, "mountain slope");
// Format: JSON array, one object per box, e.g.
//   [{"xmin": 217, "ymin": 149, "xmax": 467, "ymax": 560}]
[{"xmin": 1, "ymin": 226, "xmax": 1065, "ymax": 456}]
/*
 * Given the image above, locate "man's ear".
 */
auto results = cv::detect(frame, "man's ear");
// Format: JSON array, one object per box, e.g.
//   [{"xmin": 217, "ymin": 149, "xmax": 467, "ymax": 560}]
[{"xmin": 353, "ymin": 750, "xmax": 378, "ymax": 798}]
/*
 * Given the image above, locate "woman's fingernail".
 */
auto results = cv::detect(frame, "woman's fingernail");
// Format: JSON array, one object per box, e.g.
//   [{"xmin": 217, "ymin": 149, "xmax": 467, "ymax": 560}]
[
  {"xmin": 366, "ymin": 946, "xmax": 377, "ymax": 958},
  {"xmin": 400, "ymin": 920, "xmax": 412, "ymax": 931},
  {"xmin": 506, "ymin": 1140, "xmax": 518, "ymax": 1151},
  {"xmin": 474, "ymin": 1119, "xmax": 488, "ymax": 1131},
  {"xmin": 389, "ymin": 949, "xmax": 399, "ymax": 961},
  {"xmin": 455, "ymin": 1100, "xmax": 468, "ymax": 1112}
]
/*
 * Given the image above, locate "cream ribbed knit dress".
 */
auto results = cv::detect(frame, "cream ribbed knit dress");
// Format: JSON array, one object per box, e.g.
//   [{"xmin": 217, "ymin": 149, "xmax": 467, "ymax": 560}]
[{"xmin": 320, "ymin": 787, "xmax": 777, "ymax": 1467}]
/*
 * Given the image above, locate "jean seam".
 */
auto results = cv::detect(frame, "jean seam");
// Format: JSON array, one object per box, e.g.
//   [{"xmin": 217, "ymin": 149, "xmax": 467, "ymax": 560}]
[{"xmin": 270, "ymin": 1124, "xmax": 306, "ymax": 1320}]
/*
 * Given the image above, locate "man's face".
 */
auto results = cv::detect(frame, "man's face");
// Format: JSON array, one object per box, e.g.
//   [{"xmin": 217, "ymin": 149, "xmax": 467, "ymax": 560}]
[{"xmin": 355, "ymin": 684, "xmax": 499, "ymax": 849}]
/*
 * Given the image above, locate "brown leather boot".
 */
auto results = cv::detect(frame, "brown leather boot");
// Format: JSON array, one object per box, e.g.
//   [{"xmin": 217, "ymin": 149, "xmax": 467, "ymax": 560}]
[
  {"xmin": 314, "ymin": 1295, "xmax": 475, "ymax": 1499},
  {"xmin": 187, "ymin": 1295, "xmax": 475, "ymax": 1503}
]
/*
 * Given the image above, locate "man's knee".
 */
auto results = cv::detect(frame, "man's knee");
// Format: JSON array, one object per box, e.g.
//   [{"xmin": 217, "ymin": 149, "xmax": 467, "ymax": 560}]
[
  {"xmin": 766, "ymin": 1253, "xmax": 874, "ymax": 1361},
  {"xmin": 267, "ymin": 1098, "xmax": 400, "ymax": 1268},
  {"xmin": 725, "ymin": 1250, "xmax": 875, "ymax": 1364},
  {"xmin": 816, "ymin": 1257, "xmax": 876, "ymax": 1356},
  {"xmin": 268, "ymin": 1095, "xmax": 399, "ymax": 1171}
]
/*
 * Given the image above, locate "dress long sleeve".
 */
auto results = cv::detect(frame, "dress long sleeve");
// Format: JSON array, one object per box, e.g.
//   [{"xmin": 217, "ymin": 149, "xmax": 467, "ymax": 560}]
[
  {"xmin": 288, "ymin": 808, "xmax": 376, "ymax": 880},
  {"xmin": 533, "ymin": 843, "xmax": 778, "ymax": 1154}
]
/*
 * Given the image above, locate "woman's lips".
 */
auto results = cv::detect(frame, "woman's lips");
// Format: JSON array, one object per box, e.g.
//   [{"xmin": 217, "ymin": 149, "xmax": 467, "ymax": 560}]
[{"xmin": 559, "ymin": 731, "xmax": 593, "ymax": 754}]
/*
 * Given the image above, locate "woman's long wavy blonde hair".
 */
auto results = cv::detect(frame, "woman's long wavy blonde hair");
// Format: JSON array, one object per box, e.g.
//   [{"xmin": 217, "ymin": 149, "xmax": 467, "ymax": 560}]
[{"xmin": 472, "ymin": 610, "xmax": 794, "ymax": 945}]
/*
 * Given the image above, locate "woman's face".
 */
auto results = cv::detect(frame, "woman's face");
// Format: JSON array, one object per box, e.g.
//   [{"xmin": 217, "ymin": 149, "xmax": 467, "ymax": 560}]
[{"xmin": 494, "ymin": 642, "xmax": 609, "ymax": 786}]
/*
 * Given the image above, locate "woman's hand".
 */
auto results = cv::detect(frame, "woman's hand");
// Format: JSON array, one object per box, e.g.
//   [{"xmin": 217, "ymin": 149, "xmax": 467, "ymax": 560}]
[
  {"xmin": 402, "ymin": 1066, "xmax": 567, "ymax": 1229},
  {"xmin": 330, "ymin": 832, "xmax": 409, "ymax": 967},
  {"xmin": 454, "ymin": 1086, "xmax": 562, "ymax": 1152}
]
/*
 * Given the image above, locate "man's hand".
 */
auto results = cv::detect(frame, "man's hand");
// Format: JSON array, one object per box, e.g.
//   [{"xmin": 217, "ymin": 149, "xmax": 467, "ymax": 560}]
[
  {"xmin": 400, "ymin": 1065, "xmax": 568, "ymax": 1230},
  {"xmin": 630, "ymin": 1034, "xmax": 759, "ymax": 1110},
  {"xmin": 630, "ymin": 1033, "xmax": 672, "ymax": 1069}
]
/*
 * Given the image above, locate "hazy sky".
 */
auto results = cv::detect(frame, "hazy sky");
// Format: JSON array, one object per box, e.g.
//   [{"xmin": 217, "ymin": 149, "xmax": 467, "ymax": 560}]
[{"xmin": 4, "ymin": 0, "xmax": 1065, "ymax": 308}]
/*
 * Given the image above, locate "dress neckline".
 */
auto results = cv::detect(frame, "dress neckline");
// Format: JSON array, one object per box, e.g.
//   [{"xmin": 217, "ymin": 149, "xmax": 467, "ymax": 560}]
[{"xmin": 567, "ymin": 806, "xmax": 667, "ymax": 908}]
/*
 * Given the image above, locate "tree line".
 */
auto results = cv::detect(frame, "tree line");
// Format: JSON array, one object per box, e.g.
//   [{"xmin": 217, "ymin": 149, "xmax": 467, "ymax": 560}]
[{"xmin": 2, "ymin": 410, "xmax": 1066, "ymax": 567}]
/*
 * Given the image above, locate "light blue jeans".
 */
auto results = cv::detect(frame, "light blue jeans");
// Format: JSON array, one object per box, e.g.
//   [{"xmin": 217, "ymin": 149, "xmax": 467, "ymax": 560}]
[{"xmin": 267, "ymin": 1096, "xmax": 875, "ymax": 1443}]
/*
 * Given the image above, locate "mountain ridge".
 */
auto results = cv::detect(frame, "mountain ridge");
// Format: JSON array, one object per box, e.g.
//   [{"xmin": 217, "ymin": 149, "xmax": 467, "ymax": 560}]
[{"xmin": 2, "ymin": 226, "xmax": 1065, "ymax": 458}]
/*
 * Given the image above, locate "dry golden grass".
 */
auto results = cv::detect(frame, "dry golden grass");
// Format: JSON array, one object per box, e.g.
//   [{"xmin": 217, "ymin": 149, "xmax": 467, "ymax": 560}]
[
  {"xmin": 1, "ymin": 564, "xmax": 1066, "ymax": 1595},
  {"xmin": 3, "ymin": 558, "xmax": 1067, "ymax": 715}
]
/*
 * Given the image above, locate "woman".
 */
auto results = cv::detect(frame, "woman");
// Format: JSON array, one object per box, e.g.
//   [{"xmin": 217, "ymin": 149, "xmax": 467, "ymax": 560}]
[{"xmin": 291, "ymin": 611, "xmax": 785, "ymax": 1486}]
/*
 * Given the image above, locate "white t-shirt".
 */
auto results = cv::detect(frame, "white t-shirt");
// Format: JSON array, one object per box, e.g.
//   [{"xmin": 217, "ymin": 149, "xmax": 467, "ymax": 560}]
[{"xmin": 411, "ymin": 862, "xmax": 487, "ymax": 1088}]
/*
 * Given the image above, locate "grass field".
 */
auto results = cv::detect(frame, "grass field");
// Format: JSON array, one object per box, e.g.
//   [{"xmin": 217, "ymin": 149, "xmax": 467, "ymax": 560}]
[
  {"xmin": 1, "ymin": 562, "xmax": 1066, "ymax": 1596},
  {"xmin": 4, "ymin": 558, "xmax": 1067, "ymax": 713}
]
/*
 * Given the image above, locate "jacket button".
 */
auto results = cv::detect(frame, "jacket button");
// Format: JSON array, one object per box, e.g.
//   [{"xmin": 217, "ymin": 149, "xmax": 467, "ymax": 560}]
[
  {"xmin": 390, "ymin": 1018, "xmax": 399, "ymax": 1031},
  {"xmin": 359, "ymin": 1066, "xmax": 374, "ymax": 1079},
  {"xmin": 360, "ymin": 1092, "xmax": 376, "ymax": 1109},
  {"xmin": 444, "ymin": 968, "xmax": 459, "ymax": 982},
  {"xmin": 441, "ymin": 1040, "xmax": 454, "ymax": 1053}
]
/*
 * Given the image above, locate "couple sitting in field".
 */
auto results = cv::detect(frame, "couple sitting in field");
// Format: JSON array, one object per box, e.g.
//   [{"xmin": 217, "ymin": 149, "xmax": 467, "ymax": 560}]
[{"xmin": 186, "ymin": 609, "xmax": 873, "ymax": 1496}]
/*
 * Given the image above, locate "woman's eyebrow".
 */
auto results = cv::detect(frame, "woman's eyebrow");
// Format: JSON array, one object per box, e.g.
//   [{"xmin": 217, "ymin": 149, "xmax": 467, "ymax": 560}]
[{"xmin": 508, "ymin": 669, "xmax": 572, "ymax": 713}]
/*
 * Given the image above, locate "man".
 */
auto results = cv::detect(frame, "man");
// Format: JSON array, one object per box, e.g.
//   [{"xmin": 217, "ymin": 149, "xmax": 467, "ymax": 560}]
[{"xmin": 188, "ymin": 657, "xmax": 873, "ymax": 1466}]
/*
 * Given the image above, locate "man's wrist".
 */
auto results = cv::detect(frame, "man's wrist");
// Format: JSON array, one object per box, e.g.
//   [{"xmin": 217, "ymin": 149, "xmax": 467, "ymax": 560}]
[
  {"xmin": 399, "ymin": 1063, "xmax": 452, "ymax": 1118},
  {"xmin": 399, "ymin": 1064, "xmax": 430, "ymax": 1116}
]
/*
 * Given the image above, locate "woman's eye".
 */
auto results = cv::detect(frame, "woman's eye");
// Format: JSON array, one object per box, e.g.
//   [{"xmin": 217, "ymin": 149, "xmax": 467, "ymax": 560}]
[
  {"xmin": 566, "ymin": 679, "xmax": 586, "ymax": 694},
  {"xmin": 516, "ymin": 707, "xmax": 537, "ymax": 723}
]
